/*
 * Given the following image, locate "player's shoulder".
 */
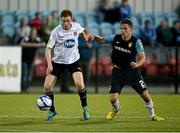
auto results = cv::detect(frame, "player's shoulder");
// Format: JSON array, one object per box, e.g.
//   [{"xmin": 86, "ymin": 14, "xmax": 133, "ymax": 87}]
[
  {"xmin": 51, "ymin": 25, "xmax": 61, "ymax": 35},
  {"xmin": 131, "ymin": 35, "xmax": 138, "ymax": 41},
  {"xmin": 131, "ymin": 35, "xmax": 141, "ymax": 44},
  {"xmin": 113, "ymin": 34, "xmax": 121, "ymax": 39},
  {"xmin": 72, "ymin": 22, "xmax": 82, "ymax": 28}
]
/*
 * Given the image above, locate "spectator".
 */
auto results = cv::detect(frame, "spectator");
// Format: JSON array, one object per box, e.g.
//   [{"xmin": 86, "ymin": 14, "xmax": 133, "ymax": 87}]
[
  {"xmin": 20, "ymin": 28, "xmax": 45, "ymax": 92},
  {"xmin": 29, "ymin": 12, "xmax": 43, "ymax": 35},
  {"xmin": 41, "ymin": 15, "xmax": 52, "ymax": 43},
  {"xmin": 119, "ymin": 0, "xmax": 132, "ymax": 21},
  {"xmin": 50, "ymin": 10, "xmax": 59, "ymax": 30},
  {"xmin": 97, "ymin": 0, "xmax": 111, "ymax": 23},
  {"xmin": 97, "ymin": 0, "xmax": 119, "ymax": 24},
  {"xmin": 140, "ymin": 20, "xmax": 157, "ymax": 47},
  {"xmin": 14, "ymin": 17, "xmax": 31, "ymax": 44},
  {"xmin": 171, "ymin": 20, "xmax": 180, "ymax": 46},
  {"xmin": 156, "ymin": 19, "xmax": 173, "ymax": 46}
]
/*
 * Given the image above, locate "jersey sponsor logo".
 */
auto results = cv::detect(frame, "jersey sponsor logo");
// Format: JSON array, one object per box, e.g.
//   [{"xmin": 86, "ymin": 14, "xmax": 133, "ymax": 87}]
[
  {"xmin": 114, "ymin": 46, "xmax": 131, "ymax": 53},
  {"xmin": 64, "ymin": 39, "xmax": 75, "ymax": 48}
]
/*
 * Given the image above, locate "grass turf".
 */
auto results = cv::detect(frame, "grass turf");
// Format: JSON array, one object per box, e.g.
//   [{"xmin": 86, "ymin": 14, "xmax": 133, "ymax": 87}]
[{"xmin": 0, "ymin": 93, "xmax": 180, "ymax": 132}]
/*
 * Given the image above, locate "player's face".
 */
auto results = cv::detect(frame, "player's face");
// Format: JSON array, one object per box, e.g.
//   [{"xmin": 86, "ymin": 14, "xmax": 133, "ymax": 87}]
[
  {"xmin": 120, "ymin": 24, "xmax": 132, "ymax": 38},
  {"xmin": 61, "ymin": 16, "xmax": 72, "ymax": 30}
]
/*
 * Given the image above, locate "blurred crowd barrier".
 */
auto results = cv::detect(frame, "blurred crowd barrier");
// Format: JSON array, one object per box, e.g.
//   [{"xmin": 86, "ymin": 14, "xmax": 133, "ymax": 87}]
[{"xmin": 32, "ymin": 45, "xmax": 180, "ymax": 80}]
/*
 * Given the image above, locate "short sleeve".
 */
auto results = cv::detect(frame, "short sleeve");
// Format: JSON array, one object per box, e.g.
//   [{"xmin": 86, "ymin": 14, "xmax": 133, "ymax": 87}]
[
  {"xmin": 104, "ymin": 34, "xmax": 115, "ymax": 43},
  {"xmin": 47, "ymin": 31, "xmax": 56, "ymax": 48},
  {"xmin": 135, "ymin": 39, "xmax": 144, "ymax": 53},
  {"xmin": 76, "ymin": 23, "xmax": 85, "ymax": 34}
]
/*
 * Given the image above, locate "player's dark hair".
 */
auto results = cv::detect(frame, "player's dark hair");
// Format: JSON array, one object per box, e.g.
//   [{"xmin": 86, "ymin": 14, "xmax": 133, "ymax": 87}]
[
  {"xmin": 120, "ymin": 18, "xmax": 133, "ymax": 28},
  {"xmin": 61, "ymin": 9, "xmax": 72, "ymax": 18}
]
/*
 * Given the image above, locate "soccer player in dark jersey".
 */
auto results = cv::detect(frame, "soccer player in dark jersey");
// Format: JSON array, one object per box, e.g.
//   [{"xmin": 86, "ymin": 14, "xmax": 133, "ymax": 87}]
[{"xmin": 92, "ymin": 18, "xmax": 164, "ymax": 121}]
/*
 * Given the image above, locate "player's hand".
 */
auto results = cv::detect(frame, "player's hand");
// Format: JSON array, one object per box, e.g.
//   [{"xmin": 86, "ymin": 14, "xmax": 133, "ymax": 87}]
[
  {"xmin": 130, "ymin": 62, "xmax": 138, "ymax": 68},
  {"xmin": 46, "ymin": 64, "xmax": 53, "ymax": 75},
  {"xmin": 87, "ymin": 34, "xmax": 95, "ymax": 42}
]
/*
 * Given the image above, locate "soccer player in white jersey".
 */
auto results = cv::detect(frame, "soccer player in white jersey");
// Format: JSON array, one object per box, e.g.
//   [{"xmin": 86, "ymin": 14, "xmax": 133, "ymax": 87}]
[{"xmin": 44, "ymin": 9, "xmax": 90, "ymax": 121}]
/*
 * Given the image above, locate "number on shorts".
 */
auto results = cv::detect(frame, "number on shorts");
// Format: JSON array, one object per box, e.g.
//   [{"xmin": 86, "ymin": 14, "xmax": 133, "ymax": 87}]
[{"xmin": 139, "ymin": 80, "xmax": 146, "ymax": 88}]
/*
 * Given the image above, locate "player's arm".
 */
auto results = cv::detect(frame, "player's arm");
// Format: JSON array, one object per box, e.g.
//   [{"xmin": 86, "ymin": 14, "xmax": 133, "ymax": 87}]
[
  {"xmin": 45, "ymin": 47, "xmax": 52, "ymax": 67},
  {"xmin": 76, "ymin": 23, "xmax": 90, "ymax": 42},
  {"xmin": 94, "ymin": 34, "xmax": 115, "ymax": 44},
  {"xmin": 130, "ymin": 51, "xmax": 145, "ymax": 68},
  {"xmin": 78, "ymin": 23, "xmax": 103, "ymax": 43},
  {"xmin": 94, "ymin": 35, "xmax": 105, "ymax": 44},
  {"xmin": 130, "ymin": 39, "xmax": 145, "ymax": 68},
  {"xmin": 80, "ymin": 30, "xmax": 89, "ymax": 42},
  {"xmin": 45, "ymin": 47, "xmax": 53, "ymax": 75},
  {"xmin": 45, "ymin": 32, "xmax": 56, "ymax": 75},
  {"xmin": 78, "ymin": 30, "xmax": 93, "ymax": 49}
]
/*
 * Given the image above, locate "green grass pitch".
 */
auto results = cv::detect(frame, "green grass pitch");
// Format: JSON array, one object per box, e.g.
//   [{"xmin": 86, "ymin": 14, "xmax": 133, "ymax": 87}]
[{"xmin": 0, "ymin": 93, "xmax": 180, "ymax": 132}]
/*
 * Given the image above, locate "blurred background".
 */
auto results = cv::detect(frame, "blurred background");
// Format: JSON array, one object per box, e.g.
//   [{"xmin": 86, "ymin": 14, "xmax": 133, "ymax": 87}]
[{"xmin": 0, "ymin": 0, "xmax": 179, "ymax": 94}]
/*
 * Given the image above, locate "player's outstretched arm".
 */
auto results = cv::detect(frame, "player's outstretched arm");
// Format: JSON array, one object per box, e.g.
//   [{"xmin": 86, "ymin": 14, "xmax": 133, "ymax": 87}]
[
  {"xmin": 81, "ymin": 31, "xmax": 88, "ymax": 42},
  {"xmin": 93, "ymin": 35, "xmax": 105, "ymax": 44},
  {"xmin": 45, "ymin": 47, "xmax": 53, "ymax": 75},
  {"xmin": 80, "ymin": 29, "xmax": 105, "ymax": 44},
  {"xmin": 80, "ymin": 29, "xmax": 93, "ymax": 42},
  {"xmin": 78, "ymin": 30, "xmax": 94, "ymax": 49}
]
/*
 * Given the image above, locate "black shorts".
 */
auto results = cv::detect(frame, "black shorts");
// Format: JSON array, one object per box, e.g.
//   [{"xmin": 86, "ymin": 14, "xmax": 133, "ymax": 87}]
[
  {"xmin": 110, "ymin": 67, "xmax": 147, "ymax": 94},
  {"xmin": 51, "ymin": 60, "xmax": 82, "ymax": 78}
]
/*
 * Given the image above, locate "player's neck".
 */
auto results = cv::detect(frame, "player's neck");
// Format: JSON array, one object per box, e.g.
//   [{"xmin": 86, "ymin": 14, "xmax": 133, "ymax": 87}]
[
  {"xmin": 122, "ymin": 34, "xmax": 131, "ymax": 41},
  {"xmin": 61, "ymin": 24, "xmax": 72, "ymax": 30}
]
